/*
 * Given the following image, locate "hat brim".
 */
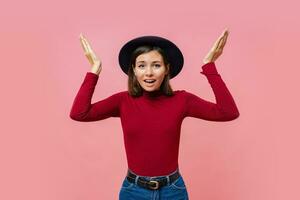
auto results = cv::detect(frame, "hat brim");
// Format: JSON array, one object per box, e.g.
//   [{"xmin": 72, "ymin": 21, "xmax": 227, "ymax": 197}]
[{"xmin": 118, "ymin": 35, "xmax": 184, "ymax": 79}]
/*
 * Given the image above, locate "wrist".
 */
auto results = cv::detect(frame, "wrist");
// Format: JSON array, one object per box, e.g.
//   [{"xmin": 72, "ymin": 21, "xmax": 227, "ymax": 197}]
[{"xmin": 90, "ymin": 66, "xmax": 101, "ymax": 75}]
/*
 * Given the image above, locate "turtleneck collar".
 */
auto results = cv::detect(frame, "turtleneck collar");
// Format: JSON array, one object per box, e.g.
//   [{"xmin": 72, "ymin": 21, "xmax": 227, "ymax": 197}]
[{"xmin": 142, "ymin": 89, "xmax": 164, "ymax": 98}]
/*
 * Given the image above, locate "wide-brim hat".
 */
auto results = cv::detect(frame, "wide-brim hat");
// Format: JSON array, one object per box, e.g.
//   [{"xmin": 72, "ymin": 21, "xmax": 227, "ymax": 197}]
[{"xmin": 118, "ymin": 35, "xmax": 184, "ymax": 79}]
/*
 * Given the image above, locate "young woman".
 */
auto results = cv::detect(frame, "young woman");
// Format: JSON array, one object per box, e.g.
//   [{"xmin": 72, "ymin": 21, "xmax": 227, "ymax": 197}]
[{"xmin": 70, "ymin": 30, "xmax": 239, "ymax": 200}]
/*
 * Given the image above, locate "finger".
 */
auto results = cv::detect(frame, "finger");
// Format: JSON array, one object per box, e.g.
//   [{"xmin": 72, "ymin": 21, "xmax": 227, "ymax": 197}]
[
  {"xmin": 80, "ymin": 34, "xmax": 99, "ymax": 62},
  {"xmin": 83, "ymin": 41, "xmax": 98, "ymax": 61},
  {"xmin": 79, "ymin": 34, "xmax": 92, "ymax": 51},
  {"xmin": 82, "ymin": 36, "xmax": 94, "ymax": 53},
  {"xmin": 90, "ymin": 50, "xmax": 98, "ymax": 61},
  {"xmin": 219, "ymin": 31, "xmax": 229, "ymax": 49},
  {"xmin": 85, "ymin": 40, "xmax": 98, "ymax": 61},
  {"xmin": 79, "ymin": 35, "xmax": 89, "ymax": 54},
  {"xmin": 212, "ymin": 31, "xmax": 226, "ymax": 51},
  {"xmin": 81, "ymin": 37, "xmax": 90, "ymax": 51},
  {"xmin": 215, "ymin": 30, "xmax": 229, "ymax": 51},
  {"xmin": 212, "ymin": 35, "xmax": 223, "ymax": 50},
  {"xmin": 82, "ymin": 41, "xmax": 89, "ymax": 54},
  {"xmin": 218, "ymin": 30, "xmax": 228, "ymax": 45},
  {"xmin": 80, "ymin": 39, "xmax": 89, "ymax": 54},
  {"xmin": 213, "ymin": 37, "xmax": 225, "ymax": 52},
  {"xmin": 86, "ymin": 54, "xmax": 94, "ymax": 65}
]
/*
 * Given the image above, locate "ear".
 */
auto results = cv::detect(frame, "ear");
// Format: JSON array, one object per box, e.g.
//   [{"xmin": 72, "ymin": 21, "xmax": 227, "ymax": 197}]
[
  {"xmin": 165, "ymin": 64, "xmax": 170, "ymax": 75},
  {"xmin": 132, "ymin": 64, "xmax": 136, "ymax": 75}
]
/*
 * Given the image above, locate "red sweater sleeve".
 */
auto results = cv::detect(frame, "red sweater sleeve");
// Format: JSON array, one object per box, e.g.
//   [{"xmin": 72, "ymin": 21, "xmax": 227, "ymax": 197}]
[
  {"xmin": 69, "ymin": 72, "xmax": 123, "ymax": 121},
  {"xmin": 183, "ymin": 62, "xmax": 240, "ymax": 121}
]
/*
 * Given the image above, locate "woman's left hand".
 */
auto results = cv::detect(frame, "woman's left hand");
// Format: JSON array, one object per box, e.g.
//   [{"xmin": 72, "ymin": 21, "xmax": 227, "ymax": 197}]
[{"xmin": 203, "ymin": 28, "xmax": 229, "ymax": 64}]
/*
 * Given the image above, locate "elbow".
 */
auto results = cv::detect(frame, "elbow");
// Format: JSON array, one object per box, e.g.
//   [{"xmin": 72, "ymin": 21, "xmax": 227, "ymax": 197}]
[
  {"xmin": 218, "ymin": 107, "xmax": 240, "ymax": 121},
  {"xmin": 225, "ymin": 110, "xmax": 240, "ymax": 121},
  {"xmin": 69, "ymin": 111, "xmax": 84, "ymax": 121},
  {"xmin": 69, "ymin": 113, "xmax": 79, "ymax": 121},
  {"xmin": 232, "ymin": 111, "xmax": 240, "ymax": 120}
]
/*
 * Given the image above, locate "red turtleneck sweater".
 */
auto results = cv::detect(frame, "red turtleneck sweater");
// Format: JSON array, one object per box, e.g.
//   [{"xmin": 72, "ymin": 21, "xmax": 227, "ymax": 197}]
[{"xmin": 69, "ymin": 62, "xmax": 239, "ymax": 176}]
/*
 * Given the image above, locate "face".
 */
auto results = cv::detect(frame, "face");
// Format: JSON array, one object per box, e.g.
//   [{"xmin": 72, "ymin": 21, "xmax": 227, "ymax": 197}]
[{"xmin": 133, "ymin": 50, "xmax": 169, "ymax": 92}]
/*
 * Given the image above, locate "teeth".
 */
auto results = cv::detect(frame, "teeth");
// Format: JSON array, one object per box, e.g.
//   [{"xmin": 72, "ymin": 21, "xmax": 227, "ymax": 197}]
[{"xmin": 144, "ymin": 80, "xmax": 155, "ymax": 83}]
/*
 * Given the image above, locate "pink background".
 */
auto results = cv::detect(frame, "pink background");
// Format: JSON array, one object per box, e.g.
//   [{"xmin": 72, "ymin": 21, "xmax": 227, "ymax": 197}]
[{"xmin": 1, "ymin": 0, "xmax": 299, "ymax": 199}]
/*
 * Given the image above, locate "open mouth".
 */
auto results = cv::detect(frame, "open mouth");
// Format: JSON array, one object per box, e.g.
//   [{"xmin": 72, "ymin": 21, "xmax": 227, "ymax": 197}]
[{"xmin": 144, "ymin": 79, "xmax": 156, "ymax": 84}]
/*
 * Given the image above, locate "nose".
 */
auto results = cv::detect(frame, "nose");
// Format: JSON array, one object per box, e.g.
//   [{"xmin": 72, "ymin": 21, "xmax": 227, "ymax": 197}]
[{"xmin": 145, "ymin": 66, "xmax": 153, "ymax": 76}]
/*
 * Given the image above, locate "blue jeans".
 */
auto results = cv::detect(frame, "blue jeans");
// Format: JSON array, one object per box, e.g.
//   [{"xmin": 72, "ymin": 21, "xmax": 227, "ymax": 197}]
[{"xmin": 119, "ymin": 168, "xmax": 189, "ymax": 200}]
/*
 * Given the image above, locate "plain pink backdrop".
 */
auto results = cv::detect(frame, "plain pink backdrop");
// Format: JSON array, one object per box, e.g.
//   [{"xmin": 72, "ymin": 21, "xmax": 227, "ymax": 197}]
[{"xmin": 1, "ymin": 0, "xmax": 299, "ymax": 200}]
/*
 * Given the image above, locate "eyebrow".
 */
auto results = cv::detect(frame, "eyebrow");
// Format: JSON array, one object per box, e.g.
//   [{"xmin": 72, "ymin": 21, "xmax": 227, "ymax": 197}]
[{"xmin": 136, "ymin": 61, "xmax": 161, "ymax": 63}]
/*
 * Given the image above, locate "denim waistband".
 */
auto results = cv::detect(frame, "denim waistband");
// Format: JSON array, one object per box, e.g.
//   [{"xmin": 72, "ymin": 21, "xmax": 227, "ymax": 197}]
[{"xmin": 127, "ymin": 168, "xmax": 180, "ymax": 181}]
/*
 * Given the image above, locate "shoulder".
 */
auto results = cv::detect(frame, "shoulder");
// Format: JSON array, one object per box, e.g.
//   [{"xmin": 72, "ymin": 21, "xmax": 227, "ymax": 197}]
[
  {"xmin": 116, "ymin": 90, "xmax": 128, "ymax": 95},
  {"xmin": 173, "ymin": 89, "xmax": 198, "ymax": 100},
  {"xmin": 172, "ymin": 89, "xmax": 190, "ymax": 99},
  {"xmin": 174, "ymin": 89, "xmax": 190, "ymax": 96},
  {"xmin": 107, "ymin": 91, "xmax": 128, "ymax": 99}
]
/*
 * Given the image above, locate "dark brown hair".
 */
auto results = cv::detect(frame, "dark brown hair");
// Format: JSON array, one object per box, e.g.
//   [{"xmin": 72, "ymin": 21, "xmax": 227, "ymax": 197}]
[{"xmin": 127, "ymin": 45, "xmax": 174, "ymax": 97}]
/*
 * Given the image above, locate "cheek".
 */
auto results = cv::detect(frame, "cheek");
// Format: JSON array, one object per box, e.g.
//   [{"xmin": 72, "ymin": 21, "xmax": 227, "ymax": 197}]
[
  {"xmin": 158, "ymin": 73, "xmax": 166, "ymax": 81},
  {"xmin": 135, "ymin": 75, "xmax": 144, "ymax": 83}
]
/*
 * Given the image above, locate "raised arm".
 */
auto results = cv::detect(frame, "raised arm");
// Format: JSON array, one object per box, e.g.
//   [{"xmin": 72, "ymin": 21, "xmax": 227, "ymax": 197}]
[
  {"xmin": 183, "ymin": 62, "xmax": 239, "ymax": 121},
  {"xmin": 69, "ymin": 33, "xmax": 123, "ymax": 121},
  {"xmin": 69, "ymin": 72, "xmax": 123, "ymax": 121}
]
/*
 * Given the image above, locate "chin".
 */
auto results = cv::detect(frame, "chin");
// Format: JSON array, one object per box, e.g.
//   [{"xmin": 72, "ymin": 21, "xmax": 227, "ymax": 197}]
[
  {"xmin": 143, "ymin": 88, "xmax": 155, "ymax": 92},
  {"xmin": 142, "ymin": 86, "xmax": 159, "ymax": 92}
]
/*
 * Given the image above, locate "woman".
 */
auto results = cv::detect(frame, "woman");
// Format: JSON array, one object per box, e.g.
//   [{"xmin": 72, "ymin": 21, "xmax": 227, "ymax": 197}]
[{"xmin": 70, "ymin": 29, "xmax": 239, "ymax": 200}]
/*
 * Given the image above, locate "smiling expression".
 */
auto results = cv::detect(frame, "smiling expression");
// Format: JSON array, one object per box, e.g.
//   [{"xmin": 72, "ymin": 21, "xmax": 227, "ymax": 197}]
[{"xmin": 133, "ymin": 50, "xmax": 169, "ymax": 92}]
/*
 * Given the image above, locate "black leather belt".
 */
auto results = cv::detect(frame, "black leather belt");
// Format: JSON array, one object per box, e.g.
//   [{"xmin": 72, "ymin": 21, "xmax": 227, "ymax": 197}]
[{"xmin": 126, "ymin": 169, "xmax": 180, "ymax": 190}]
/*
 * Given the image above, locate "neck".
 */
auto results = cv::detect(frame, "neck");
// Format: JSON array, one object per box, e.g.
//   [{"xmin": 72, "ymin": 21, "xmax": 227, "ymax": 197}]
[{"xmin": 142, "ymin": 89, "xmax": 164, "ymax": 98}]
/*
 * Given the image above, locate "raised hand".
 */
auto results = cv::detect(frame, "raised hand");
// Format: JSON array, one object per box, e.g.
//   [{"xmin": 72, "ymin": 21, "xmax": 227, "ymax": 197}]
[
  {"xmin": 203, "ymin": 29, "xmax": 229, "ymax": 64},
  {"xmin": 79, "ymin": 33, "xmax": 102, "ymax": 75}
]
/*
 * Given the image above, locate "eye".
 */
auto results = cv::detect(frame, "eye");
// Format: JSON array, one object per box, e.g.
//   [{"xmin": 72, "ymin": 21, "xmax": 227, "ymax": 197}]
[
  {"xmin": 154, "ymin": 64, "xmax": 161, "ymax": 68},
  {"xmin": 138, "ymin": 65, "xmax": 144, "ymax": 68}
]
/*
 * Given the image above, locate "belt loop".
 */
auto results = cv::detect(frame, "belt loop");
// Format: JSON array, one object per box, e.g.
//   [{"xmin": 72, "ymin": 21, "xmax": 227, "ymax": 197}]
[
  {"xmin": 166, "ymin": 175, "xmax": 170, "ymax": 185},
  {"xmin": 174, "ymin": 168, "xmax": 179, "ymax": 175},
  {"xmin": 135, "ymin": 175, "xmax": 139, "ymax": 185}
]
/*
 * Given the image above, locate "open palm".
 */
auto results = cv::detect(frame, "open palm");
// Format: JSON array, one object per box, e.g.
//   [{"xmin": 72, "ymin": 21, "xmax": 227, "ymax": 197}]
[
  {"xmin": 203, "ymin": 29, "xmax": 229, "ymax": 64},
  {"xmin": 79, "ymin": 33, "xmax": 102, "ymax": 69}
]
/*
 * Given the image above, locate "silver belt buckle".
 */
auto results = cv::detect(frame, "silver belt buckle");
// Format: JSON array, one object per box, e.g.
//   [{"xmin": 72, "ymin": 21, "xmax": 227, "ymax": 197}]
[{"xmin": 148, "ymin": 180, "xmax": 159, "ymax": 190}]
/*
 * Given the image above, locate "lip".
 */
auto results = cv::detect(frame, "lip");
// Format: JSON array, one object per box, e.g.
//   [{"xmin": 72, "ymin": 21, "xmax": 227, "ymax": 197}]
[
  {"xmin": 144, "ymin": 79, "xmax": 156, "ymax": 83},
  {"xmin": 143, "ymin": 80, "xmax": 156, "ymax": 87}
]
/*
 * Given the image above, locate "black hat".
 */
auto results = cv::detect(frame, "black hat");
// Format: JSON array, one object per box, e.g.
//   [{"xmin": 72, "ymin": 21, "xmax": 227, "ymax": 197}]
[{"xmin": 118, "ymin": 35, "xmax": 184, "ymax": 79}]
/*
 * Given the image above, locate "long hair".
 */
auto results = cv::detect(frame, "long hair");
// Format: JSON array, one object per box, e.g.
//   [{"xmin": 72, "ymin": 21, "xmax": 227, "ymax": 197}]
[{"xmin": 127, "ymin": 45, "xmax": 174, "ymax": 97}]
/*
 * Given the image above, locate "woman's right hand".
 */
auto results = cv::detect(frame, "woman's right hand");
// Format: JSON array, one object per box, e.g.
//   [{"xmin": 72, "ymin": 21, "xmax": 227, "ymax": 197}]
[{"xmin": 79, "ymin": 33, "xmax": 102, "ymax": 75}]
